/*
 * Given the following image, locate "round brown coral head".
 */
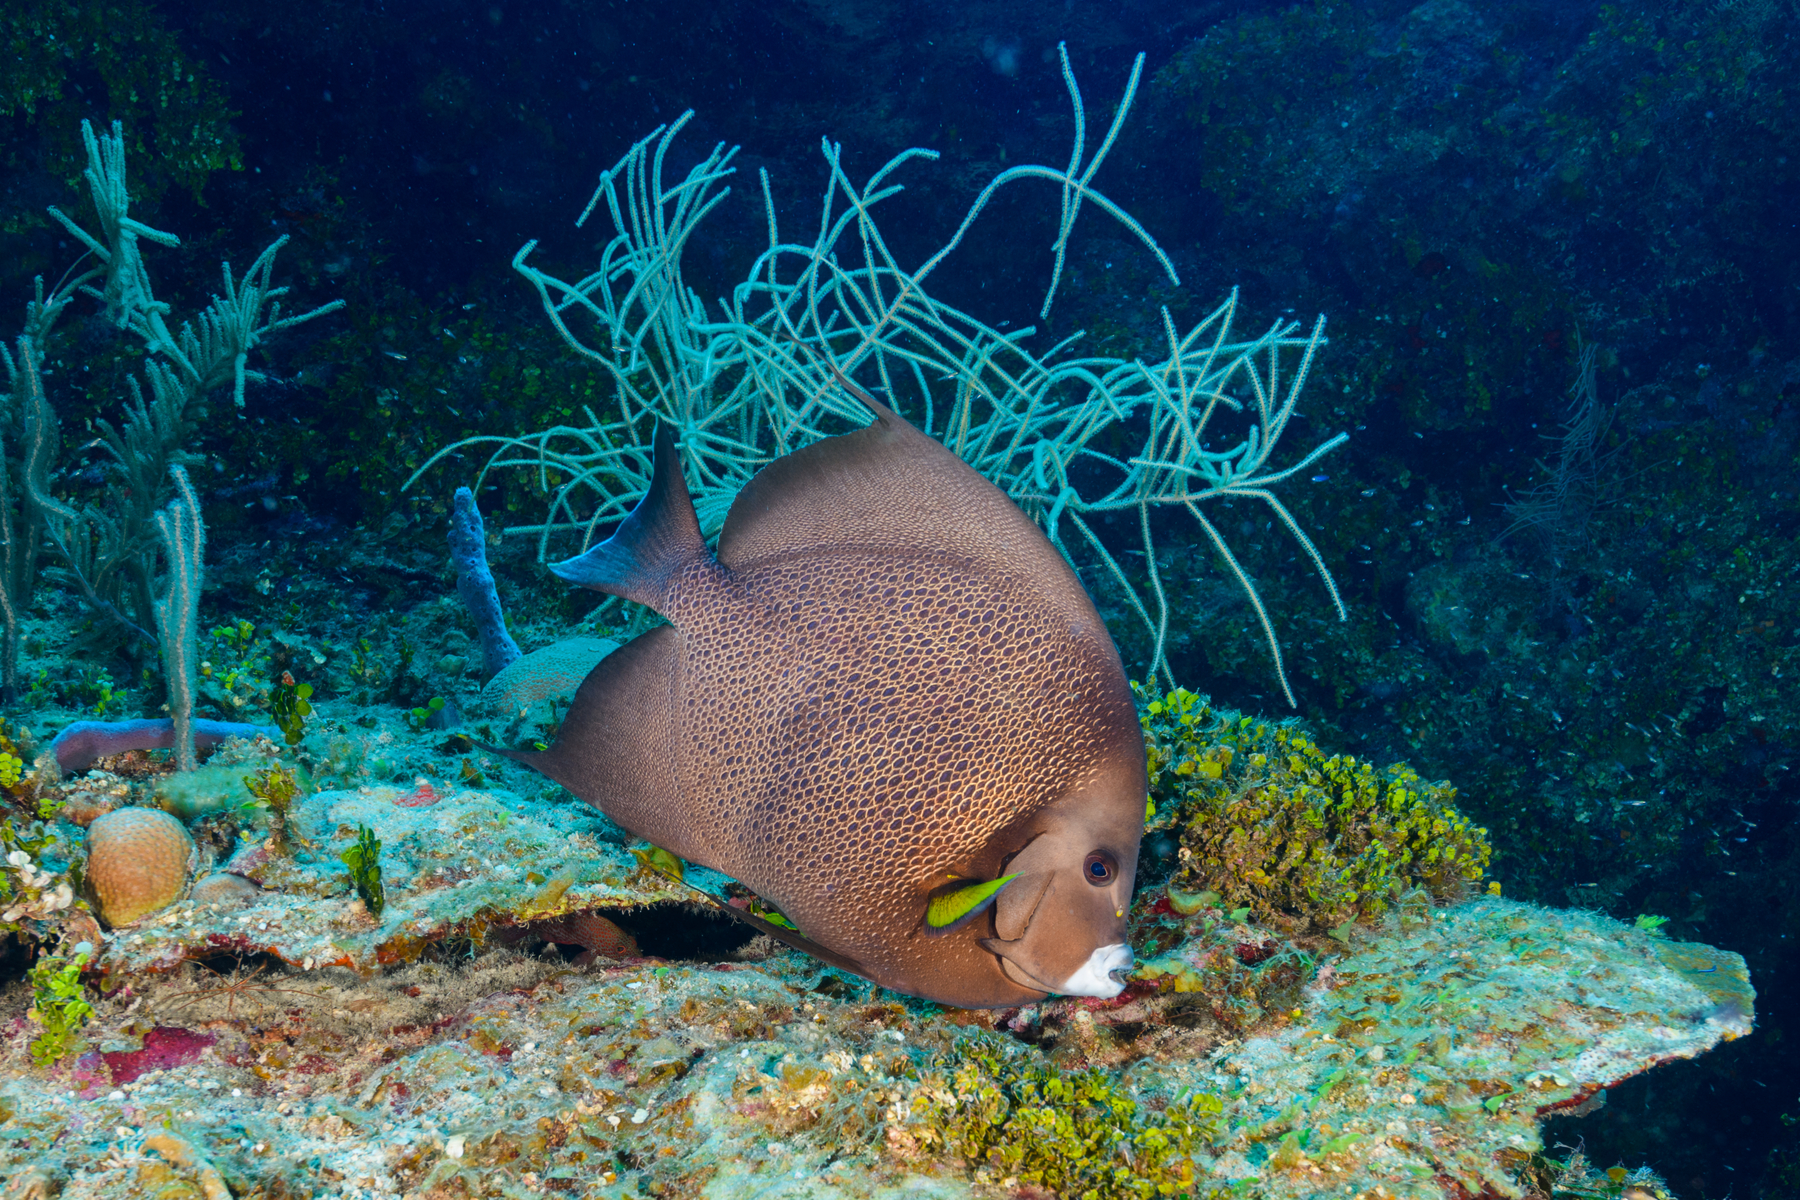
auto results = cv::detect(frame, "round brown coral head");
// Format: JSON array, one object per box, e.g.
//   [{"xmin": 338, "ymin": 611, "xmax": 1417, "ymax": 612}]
[{"xmin": 87, "ymin": 807, "xmax": 197, "ymax": 928}]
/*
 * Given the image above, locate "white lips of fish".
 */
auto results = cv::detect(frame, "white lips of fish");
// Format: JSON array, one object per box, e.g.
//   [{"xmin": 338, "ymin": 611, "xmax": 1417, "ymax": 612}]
[{"xmin": 1058, "ymin": 943, "xmax": 1135, "ymax": 998}]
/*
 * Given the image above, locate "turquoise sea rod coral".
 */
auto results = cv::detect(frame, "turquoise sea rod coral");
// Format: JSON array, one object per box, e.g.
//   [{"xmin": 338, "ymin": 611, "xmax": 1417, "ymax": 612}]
[{"xmin": 411, "ymin": 47, "xmax": 1349, "ymax": 703}]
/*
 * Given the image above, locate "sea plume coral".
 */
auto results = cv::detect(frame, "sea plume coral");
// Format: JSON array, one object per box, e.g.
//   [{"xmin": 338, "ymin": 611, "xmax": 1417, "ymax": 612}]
[{"xmin": 409, "ymin": 47, "xmax": 1348, "ymax": 704}]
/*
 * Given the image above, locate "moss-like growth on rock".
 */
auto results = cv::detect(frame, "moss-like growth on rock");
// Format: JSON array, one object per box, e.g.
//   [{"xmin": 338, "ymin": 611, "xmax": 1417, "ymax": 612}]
[
  {"xmin": 1139, "ymin": 685, "xmax": 1489, "ymax": 934},
  {"xmin": 905, "ymin": 1031, "xmax": 1226, "ymax": 1199}
]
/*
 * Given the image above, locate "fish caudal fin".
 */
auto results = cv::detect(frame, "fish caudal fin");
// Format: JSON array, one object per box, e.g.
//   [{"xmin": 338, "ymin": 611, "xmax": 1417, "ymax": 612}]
[{"xmin": 551, "ymin": 422, "xmax": 705, "ymax": 614}]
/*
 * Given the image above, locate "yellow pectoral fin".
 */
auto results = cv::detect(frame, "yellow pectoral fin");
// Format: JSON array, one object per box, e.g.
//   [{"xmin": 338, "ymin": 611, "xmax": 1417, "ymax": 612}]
[
  {"xmin": 631, "ymin": 844, "xmax": 685, "ymax": 882},
  {"xmin": 926, "ymin": 873, "xmax": 1018, "ymax": 931}
]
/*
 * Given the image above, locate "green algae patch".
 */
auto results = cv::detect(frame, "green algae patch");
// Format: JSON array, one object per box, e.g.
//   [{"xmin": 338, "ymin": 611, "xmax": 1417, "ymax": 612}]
[
  {"xmin": 900, "ymin": 1032, "xmax": 1226, "ymax": 1198},
  {"xmin": 1139, "ymin": 685, "xmax": 1490, "ymax": 935}
]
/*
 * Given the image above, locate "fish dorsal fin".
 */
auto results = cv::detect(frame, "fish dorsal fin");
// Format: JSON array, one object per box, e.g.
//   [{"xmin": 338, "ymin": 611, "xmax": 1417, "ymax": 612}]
[
  {"xmin": 551, "ymin": 423, "xmax": 705, "ymax": 615},
  {"xmin": 716, "ymin": 392, "xmax": 1078, "ymax": 604}
]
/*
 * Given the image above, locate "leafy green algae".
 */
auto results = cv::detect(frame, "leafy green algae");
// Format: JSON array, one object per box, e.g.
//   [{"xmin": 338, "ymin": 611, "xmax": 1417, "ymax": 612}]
[
  {"xmin": 1139, "ymin": 685, "xmax": 1490, "ymax": 934},
  {"xmin": 907, "ymin": 1031, "xmax": 1226, "ymax": 1199}
]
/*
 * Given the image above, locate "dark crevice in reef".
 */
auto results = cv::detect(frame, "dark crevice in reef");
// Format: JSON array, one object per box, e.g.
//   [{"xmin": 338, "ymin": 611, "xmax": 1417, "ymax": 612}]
[
  {"xmin": 0, "ymin": 933, "xmax": 35, "ymax": 986},
  {"xmin": 183, "ymin": 949, "xmax": 296, "ymax": 977},
  {"xmin": 608, "ymin": 903, "xmax": 761, "ymax": 963}
]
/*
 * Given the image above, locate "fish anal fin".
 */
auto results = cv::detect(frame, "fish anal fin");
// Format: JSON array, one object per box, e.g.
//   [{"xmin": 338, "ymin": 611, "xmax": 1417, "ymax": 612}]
[
  {"xmin": 550, "ymin": 422, "xmax": 706, "ymax": 615},
  {"xmin": 699, "ymin": 892, "xmax": 873, "ymax": 978}
]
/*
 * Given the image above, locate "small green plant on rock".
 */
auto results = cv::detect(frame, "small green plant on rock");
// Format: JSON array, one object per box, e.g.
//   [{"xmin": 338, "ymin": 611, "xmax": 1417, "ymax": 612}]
[
  {"xmin": 0, "ymin": 718, "xmax": 27, "ymax": 792},
  {"xmin": 27, "ymin": 950, "xmax": 93, "ymax": 1067},
  {"xmin": 0, "ymin": 721, "xmax": 56, "ymax": 820},
  {"xmin": 243, "ymin": 766, "xmax": 305, "ymax": 853},
  {"xmin": 906, "ymin": 1032, "xmax": 1223, "ymax": 1198},
  {"xmin": 349, "ymin": 637, "xmax": 378, "ymax": 694},
  {"xmin": 1137, "ymin": 684, "xmax": 1490, "ymax": 935},
  {"xmin": 389, "ymin": 636, "xmax": 420, "ymax": 703},
  {"xmin": 268, "ymin": 671, "xmax": 314, "ymax": 746},
  {"xmin": 213, "ymin": 618, "xmax": 257, "ymax": 657},
  {"xmin": 340, "ymin": 824, "xmax": 384, "ymax": 917},
  {"xmin": 406, "ymin": 696, "xmax": 446, "ymax": 732},
  {"xmin": 200, "ymin": 619, "xmax": 273, "ymax": 716},
  {"xmin": 81, "ymin": 668, "xmax": 124, "ymax": 716}
]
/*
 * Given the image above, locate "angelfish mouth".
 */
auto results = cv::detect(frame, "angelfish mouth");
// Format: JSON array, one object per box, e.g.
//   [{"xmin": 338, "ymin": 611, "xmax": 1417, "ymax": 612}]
[{"xmin": 1056, "ymin": 943, "xmax": 1135, "ymax": 999}]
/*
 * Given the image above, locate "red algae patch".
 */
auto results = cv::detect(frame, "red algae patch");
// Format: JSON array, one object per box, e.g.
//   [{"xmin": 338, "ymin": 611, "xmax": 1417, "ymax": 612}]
[{"xmin": 102, "ymin": 1026, "xmax": 217, "ymax": 1084}]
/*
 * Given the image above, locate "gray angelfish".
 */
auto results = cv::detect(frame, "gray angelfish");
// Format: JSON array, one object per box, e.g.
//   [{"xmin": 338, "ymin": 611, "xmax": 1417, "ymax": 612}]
[{"xmin": 507, "ymin": 385, "xmax": 1147, "ymax": 1008}]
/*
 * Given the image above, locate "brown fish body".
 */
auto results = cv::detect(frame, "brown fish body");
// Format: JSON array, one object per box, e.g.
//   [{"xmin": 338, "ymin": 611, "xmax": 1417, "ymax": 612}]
[
  {"xmin": 515, "ymin": 394, "xmax": 1147, "ymax": 1008},
  {"xmin": 498, "ymin": 911, "xmax": 641, "ymax": 964}
]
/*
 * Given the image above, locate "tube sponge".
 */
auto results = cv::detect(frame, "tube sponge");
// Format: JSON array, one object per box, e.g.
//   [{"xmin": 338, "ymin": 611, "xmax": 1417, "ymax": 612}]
[
  {"xmin": 450, "ymin": 486, "xmax": 523, "ymax": 680},
  {"xmin": 86, "ymin": 807, "xmax": 197, "ymax": 927},
  {"xmin": 51, "ymin": 718, "xmax": 280, "ymax": 775}
]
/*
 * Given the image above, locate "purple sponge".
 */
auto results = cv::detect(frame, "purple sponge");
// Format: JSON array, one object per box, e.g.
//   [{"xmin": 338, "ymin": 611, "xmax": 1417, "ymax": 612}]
[{"xmin": 51, "ymin": 718, "xmax": 281, "ymax": 774}]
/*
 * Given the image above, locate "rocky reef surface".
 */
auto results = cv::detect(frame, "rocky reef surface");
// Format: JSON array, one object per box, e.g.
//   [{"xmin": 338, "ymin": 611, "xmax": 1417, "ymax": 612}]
[
  {"xmin": 0, "ymin": 742, "xmax": 1751, "ymax": 1200},
  {"xmin": 81, "ymin": 776, "xmax": 716, "ymax": 981}
]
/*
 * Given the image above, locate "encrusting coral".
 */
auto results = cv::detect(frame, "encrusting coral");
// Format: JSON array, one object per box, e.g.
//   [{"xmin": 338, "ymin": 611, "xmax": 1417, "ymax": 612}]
[
  {"xmin": 84, "ymin": 807, "xmax": 196, "ymax": 928},
  {"xmin": 0, "ymin": 890, "xmax": 1743, "ymax": 1199},
  {"xmin": 0, "ymin": 688, "xmax": 1752, "ymax": 1199}
]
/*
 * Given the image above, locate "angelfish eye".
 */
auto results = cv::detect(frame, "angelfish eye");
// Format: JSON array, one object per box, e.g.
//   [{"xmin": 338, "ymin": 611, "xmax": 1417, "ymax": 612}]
[{"xmin": 1083, "ymin": 851, "xmax": 1116, "ymax": 886}]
